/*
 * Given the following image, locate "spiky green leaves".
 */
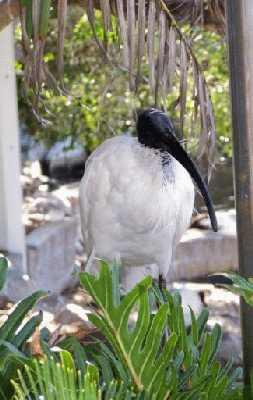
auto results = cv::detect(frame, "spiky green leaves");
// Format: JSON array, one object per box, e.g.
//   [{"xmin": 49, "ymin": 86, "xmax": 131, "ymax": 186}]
[
  {"xmin": 0, "ymin": 285, "xmax": 45, "ymax": 399},
  {"xmin": 7, "ymin": 259, "xmax": 243, "ymax": 399},
  {"xmin": 80, "ymin": 263, "xmax": 175, "ymax": 398},
  {"xmin": 80, "ymin": 261, "xmax": 241, "ymax": 400},
  {"xmin": 12, "ymin": 354, "xmax": 101, "ymax": 400},
  {"xmin": 12, "ymin": 350, "xmax": 141, "ymax": 400}
]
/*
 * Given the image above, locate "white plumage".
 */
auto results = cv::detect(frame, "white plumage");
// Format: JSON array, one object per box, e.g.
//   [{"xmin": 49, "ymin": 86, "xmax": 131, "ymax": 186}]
[
  {"xmin": 79, "ymin": 108, "xmax": 217, "ymax": 286},
  {"xmin": 79, "ymin": 134, "xmax": 194, "ymax": 280}
]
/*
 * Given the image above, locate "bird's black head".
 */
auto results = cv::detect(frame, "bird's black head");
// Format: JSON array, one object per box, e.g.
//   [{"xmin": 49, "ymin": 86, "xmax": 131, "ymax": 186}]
[
  {"xmin": 137, "ymin": 108, "xmax": 176, "ymax": 150},
  {"xmin": 136, "ymin": 108, "xmax": 218, "ymax": 232}
]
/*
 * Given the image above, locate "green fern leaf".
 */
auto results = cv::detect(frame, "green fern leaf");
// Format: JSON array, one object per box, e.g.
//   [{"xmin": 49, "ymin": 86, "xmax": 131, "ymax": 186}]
[{"xmin": 80, "ymin": 262, "xmax": 178, "ymax": 400}]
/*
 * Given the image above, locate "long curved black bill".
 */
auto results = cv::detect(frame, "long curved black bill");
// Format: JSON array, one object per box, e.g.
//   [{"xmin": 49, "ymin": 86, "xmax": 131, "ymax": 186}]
[{"xmin": 164, "ymin": 135, "xmax": 218, "ymax": 232}]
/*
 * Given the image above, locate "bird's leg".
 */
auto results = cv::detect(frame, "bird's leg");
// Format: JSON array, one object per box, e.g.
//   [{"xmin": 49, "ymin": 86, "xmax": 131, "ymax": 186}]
[
  {"xmin": 159, "ymin": 274, "xmax": 167, "ymax": 292},
  {"xmin": 85, "ymin": 247, "xmax": 96, "ymax": 273},
  {"xmin": 158, "ymin": 274, "xmax": 169, "ymax": 342}
]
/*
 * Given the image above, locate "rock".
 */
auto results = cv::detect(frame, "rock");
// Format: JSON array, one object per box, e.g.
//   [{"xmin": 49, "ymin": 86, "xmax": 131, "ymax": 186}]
[
  {"xmin": 204, "ymin": 285, "xmax": 242, "ymax": 365},
  {"xmin": 31, "ymin": 195, "xmax": 66, "ymax": 221},
  {"xmin": 43, "ymin": 137, "xmax": 86, "ymax": 181},
  {"xmin": 2, "ymin": 261, "xmax": 38, "ymax": 302},
  {"xmin": 34, "ymin": 287, "xmax": 94, "ymax": 337},
  {"xmin": 52, "ymin": 182, "xmax": 80, "ymax": 212},
  {"xmin": 2, "ymin": 217, "xmax": 78, "ymax": 301},
  {"xmin": 28, "ymin": 142, "xmax": 47, "ymax": 161},
  {"xmin": 20, "ymin": 130, "xmax": 47, "ymax": 161},
  {"xmin": 26, "ymin": 217, "xmax": 77, "ymax": 293},
  {"xmin": 173, "ymin": 209, "xmax": 237, "ymax": 280},
  {"xmin": 21, "ymin": 161, "xmax": 52, "ymax": 200},
  {"xmin": 45, "ymin": 137, "xmax": 85, "ymax": 161}
]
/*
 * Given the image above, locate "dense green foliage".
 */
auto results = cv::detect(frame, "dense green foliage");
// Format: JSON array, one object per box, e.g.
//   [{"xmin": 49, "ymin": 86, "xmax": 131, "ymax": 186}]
[
  {"xmin": 0, "ymin": 258, "xmax": 44, "ymax": 399},
  {"xmin": 10, "ymin": 261, "xmax": 242, "ymax": 399},
  {"xmin": 12, "ymin": 354, "xmax": 102, "ymax": 400},
  {"xmin": 17, "ymin": 7, "xmax": 231, "ymax": 159},
  {"xmin": 77, "ymin": 261, "xmax": 241, "ymax": 399},
  {"xmin": 12, "ymin": 352, "xmax": 142, "ymax": 399},
  {"xmin": 1, "ymin": 257, "xmax": 245, "ymax": 399}
]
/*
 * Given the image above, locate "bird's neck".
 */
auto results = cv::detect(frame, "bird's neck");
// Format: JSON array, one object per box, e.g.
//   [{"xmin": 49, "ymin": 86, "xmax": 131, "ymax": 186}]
[{"xmin": 160, "ymin": 150, "xmax": 172, "ymax": 167}]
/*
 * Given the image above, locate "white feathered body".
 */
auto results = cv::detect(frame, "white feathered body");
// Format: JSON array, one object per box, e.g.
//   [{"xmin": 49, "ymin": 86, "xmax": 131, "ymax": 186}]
[{"xmin": 79, "ymin": 135, "xmax": 194, "ymax": 278}]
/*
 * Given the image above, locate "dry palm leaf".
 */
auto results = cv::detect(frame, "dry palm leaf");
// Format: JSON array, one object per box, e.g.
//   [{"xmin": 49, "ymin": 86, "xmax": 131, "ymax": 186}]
[
  {"xmin": 19, "ymin": 0, "xmax": 220, "ymax": 177},
  {"xmin": 127, "ymin": 0, "xmax": 136, "ymax": 90},
  {"xmin": 147, "ymin": 0, "xmax": 156, "ymax": 94},
  {"xmin": 136, "ymin": 0, "xmax": 146, "ymax": 86},
  {"xmin": 30, "ymin": 320, "xmax": 44, "ymax": 358},
  {"xmin": 179, "ymin": 39, "xmax": 188, "ymax": 136},
  {"xmin": 20, "ymin": 0, "xmax": 54, "ymax": 95},
  {"xmin": 160, "ymin": 0, "xmax": 216, "ymax": 177},
  {"xmin": 99, "ymin": 0, "xmax": 111, "ymax": 46},
  {"xmin": 57, "ymin": 0, "xmax": 68, "ymax": 80},
  {"xmin": 115, "ymin": 0, "xmax": 129, "ymax": 67},
  {"xmin": 155, "ymin": 9, "xmax": 166, "ymax": 105},
  {"xmin": 0, "ymin": 0, "xmax": 225, "ymax": 33},
  {"xmin": 87, "ymin": 0, "xmax": 110, "ymax": 61},
  {"xmin": 163, "ymin": 25, "xmax": 176, "ymax": 94}
]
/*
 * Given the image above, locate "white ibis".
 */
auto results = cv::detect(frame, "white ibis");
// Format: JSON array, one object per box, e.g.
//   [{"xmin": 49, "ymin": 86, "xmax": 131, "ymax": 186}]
[{"xmin": 79, "ymin": 108, "xmax": 218, "ymax": 288}]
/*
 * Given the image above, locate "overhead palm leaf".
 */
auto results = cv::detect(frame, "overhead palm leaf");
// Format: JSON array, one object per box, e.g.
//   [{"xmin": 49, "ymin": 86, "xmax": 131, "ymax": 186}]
[
  {"xmin": 0, "ymin": 1, "xmax": 226, "ymax": 34},
  {"xmin": 17, "ymin": 0, "xmax": 225, "ymax": 177},
  {"xmin": 4, "ymin": 0, "xmax": 227, "ymax": 179}
]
